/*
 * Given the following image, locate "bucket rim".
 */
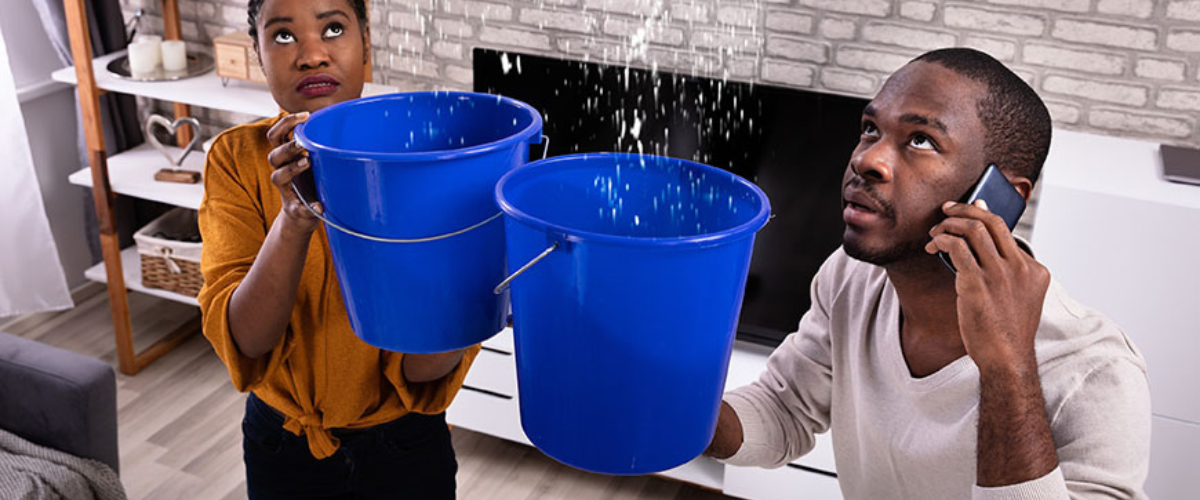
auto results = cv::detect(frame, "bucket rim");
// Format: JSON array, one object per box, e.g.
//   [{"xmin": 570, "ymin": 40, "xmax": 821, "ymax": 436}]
[
  {"xmin": 496, "ymin": 153, "xmax": 771, "ymax": 248},
  {"xmin": 294, "ymin": 91, "xmax": 544, "ymax": 162}
]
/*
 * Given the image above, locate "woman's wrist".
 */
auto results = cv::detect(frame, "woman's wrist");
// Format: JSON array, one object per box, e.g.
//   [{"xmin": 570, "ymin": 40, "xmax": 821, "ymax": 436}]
[{"xmin": 274, "ymin": 210, "xmax": 318, "ymax": 242}]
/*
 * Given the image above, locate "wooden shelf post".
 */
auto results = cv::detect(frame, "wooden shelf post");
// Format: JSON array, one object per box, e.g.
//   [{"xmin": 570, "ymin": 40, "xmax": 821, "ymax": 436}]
[{"xmin": 63, "ymin": 0, "xmax": 197, "ymax": 375}]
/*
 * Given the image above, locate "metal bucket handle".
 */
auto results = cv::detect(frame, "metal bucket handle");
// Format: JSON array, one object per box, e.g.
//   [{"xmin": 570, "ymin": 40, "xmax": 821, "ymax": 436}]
[
  {"xmin": 291, "ymin": 134, "xmax": 550, "ymax": 244},
  {"xmin": 493, "ymin": 242, "xmax": 558, "ymax": 295}
]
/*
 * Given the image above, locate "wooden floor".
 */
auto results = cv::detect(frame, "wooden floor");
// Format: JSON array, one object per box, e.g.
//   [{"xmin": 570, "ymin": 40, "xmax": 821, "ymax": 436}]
[{"xmin": 1, "ymin": 284, "xmax": 736, "ymax": 500}]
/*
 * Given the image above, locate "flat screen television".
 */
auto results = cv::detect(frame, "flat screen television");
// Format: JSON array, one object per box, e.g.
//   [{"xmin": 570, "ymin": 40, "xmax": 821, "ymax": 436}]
[{"xmin": 474, "ymin": 48, "xmax": 869, "ymax": 347}]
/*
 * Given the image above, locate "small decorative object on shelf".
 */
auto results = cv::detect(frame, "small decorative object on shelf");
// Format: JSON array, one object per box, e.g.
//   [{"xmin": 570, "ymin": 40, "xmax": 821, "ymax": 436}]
[
  {"xmin": 135, "ymin": 208, "xmax": 203, "ymax": 297},
  {"xmin": 213, "ymin": 32, "xmax": 267, "ymax": 86},
  {"xmin": 161, "ymin": 40, "xmax": 188, "ymax": 72},
  {"xmin": 145, "ymin": 114, "xmax": 203, "ymax": 184},
  {"xmin": 127, "ymin": 37, "xmax": 160, "ymax": 76},
  {"xmin": 107, "ymin": 49, "xmax": 215, "ymax": 82},
  {"xmin": 153, "ymin": 169, "xmax": 201, "ymax": 183}
]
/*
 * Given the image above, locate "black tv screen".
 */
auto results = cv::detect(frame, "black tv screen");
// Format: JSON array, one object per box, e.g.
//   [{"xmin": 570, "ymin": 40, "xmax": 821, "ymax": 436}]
[{"xmin": 474, "ymin": 49, "xmax": 867, "ymax": 347}]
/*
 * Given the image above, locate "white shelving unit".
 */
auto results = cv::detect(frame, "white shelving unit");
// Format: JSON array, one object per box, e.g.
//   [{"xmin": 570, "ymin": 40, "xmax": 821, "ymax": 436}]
[
  {"xmin": 50, "ymin": 50, "xmax": 397, "ymax": 119},
  {"xmin": 58, "ymin": 54, "xmax": 399, "ymax": 312},
  {"xmin": 67, "ymin": 142, "xmax": 205, "ymax": 210},
  {"xmin": 51, "ymin": 50, "xmax": 280, "ymax": 117},
  {"xmin": 57, "ymin": 0, "xmax": 398, "ymax": 376}
]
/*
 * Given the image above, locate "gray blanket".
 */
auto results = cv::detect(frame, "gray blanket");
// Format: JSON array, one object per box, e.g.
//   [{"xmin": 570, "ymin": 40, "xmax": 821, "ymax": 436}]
[{"xmin": 0, "ymin": 428, "xmax": 125, "ymax": 500}]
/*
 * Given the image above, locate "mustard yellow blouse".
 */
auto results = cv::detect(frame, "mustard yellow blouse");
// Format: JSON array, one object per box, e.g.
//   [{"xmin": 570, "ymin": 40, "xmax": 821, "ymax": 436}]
[{"xmin": 197, "ymin": 114, "xmax": 479, "ymax": 460}]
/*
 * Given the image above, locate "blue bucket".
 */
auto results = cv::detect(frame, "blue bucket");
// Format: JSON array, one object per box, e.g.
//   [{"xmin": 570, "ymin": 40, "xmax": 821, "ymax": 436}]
[
  {"xmin": 295, "ymin": 91, "xmax": 543, "ymax": 353},
  {"xmin": 495, "ymin": 153, "xmax": 771, "ymax": 474}
]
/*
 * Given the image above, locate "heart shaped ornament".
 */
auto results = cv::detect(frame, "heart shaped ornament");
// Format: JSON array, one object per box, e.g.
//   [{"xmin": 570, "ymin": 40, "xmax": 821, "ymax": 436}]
[{"xmin": 145, "ymin": 114, "xmax": 202, "ymax": 166}]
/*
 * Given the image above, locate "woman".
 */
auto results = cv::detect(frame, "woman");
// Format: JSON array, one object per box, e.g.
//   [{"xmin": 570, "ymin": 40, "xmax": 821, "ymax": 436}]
[{"xmin": 197, "ymin": 0, "xmax": 477, "ymax": 498}]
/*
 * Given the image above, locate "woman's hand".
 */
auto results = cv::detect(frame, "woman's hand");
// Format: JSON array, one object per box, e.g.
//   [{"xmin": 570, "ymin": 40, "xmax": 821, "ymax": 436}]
[{"xmin": 266, "ymin": 112, "xmax": 322, "ymax": 236}]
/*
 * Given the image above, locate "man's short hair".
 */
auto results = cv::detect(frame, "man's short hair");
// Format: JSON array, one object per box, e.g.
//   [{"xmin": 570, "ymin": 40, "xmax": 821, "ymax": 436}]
[{"xmin": 914, "ymin": 48, "xmax": 1052, "ymax": 185}]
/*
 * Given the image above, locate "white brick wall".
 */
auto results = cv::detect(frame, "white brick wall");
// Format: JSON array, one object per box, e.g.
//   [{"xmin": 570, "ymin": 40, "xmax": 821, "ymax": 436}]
[
  {"xmin": 1167, "ymin": 1, "xmax": 1200, "ymax": 21},
  {"xmin": 122, "ymin": 0, "xmax": 1200, "ymax": 149},
  {"xmin": 963, "ymin": 35, "xmax": 1019, "ymax": 60},
  {"xmin": 1098, "ymin": 0, "xmax": 1155, "ymax": 19},
  {"xmin": 986, "ymin": 0, "xmax": 1089, "ymax": 14},
  {"xmin": 1023, "ymin": 43, "xmax": 1126, "ymax": 75},
  {"xmin": 1136, "ymin": 57, "xmax": 1188, "ymax": 81},
  {"xmin": 1043, "ymin": 74, "xmax": 1150, "ymax": 106},
  {"xmin": 900, "ymin": 2, "xmax": 938, "ymax": 22},
  {"xmin": 764, "ymin": 11, "xmax": 815, "ymax": 35},
  {"xmin": 766, "ymin": 36, "xmax": 829, "ymax": 63},
  {"xmin": 861, "ymin": 22, "xmax": 958, "ymax": 51},
  {"xmin": 819, "ymin": 17, "xmax": 859, "ymax": 40},
  {"xmin": 1051, "ymin": 19, "xmax": 1158, "ymax": 50},
  {"xmin": 944, "ymin": 6, "xmax": 1047, "ymax": 36}
]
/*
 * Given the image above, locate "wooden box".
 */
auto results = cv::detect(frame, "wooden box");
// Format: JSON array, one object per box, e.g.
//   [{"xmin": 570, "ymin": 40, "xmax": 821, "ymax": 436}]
[{"xmin": 213, "ymin": 32, "xmax": 267, "ymax": 84}]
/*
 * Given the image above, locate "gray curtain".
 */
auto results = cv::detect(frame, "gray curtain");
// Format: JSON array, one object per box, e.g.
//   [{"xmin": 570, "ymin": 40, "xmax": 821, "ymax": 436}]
[{"xmin": 31, "ymin": 0, "xmax": 148, "ymax": 263}]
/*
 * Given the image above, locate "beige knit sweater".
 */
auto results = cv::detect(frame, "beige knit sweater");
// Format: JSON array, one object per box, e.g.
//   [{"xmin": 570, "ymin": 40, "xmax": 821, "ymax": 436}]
[{"xmin": 721, "ymin": 246, "xmax": 1151, "ymax": 500}]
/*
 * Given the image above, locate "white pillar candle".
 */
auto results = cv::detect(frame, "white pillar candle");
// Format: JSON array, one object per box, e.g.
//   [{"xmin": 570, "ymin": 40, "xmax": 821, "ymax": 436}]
[
  {"xmin": 161, "ymin": 40, "xmax": 187, "ymax": 72},
  {"xmin": 133, "ymin": 34, "xmax": 162, "ymax": 67},
  {"xmin": 127, "ymin": 41, "xmax": 158, "ymax": 76}
]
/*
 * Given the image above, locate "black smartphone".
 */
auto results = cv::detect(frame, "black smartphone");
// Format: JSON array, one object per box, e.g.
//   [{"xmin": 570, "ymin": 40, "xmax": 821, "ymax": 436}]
[{"xmin": 938, "ymin": 164, "xmax": 1027, "ymax": 273}]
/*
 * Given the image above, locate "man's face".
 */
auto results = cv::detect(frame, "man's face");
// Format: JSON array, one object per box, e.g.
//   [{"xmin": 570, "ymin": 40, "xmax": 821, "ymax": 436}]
[
  {"xmin": 841, "ymin": 61, "xmax": 989, "ymax": 267},
  {"xmin": 255, "ymin": 0, "xmax": 367, "ymax": 114}
]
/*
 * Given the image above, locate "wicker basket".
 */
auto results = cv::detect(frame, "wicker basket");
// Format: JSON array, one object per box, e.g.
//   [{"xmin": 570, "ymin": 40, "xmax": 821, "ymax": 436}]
[{"xmin": 134, "ymin": 208, "xmax": 203, "ymax": 297}]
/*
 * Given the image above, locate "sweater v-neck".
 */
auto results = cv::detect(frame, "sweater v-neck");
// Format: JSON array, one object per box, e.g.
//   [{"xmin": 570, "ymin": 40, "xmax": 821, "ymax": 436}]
[{"xmin": 878, "ymin": 279, "xmax": 977, "ymax": 393}]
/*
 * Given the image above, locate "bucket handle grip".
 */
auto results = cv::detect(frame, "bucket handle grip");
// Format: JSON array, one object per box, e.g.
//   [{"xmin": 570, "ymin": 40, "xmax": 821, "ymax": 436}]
[
  {"xmin": 493, "ymin": 242, "xmax": 558, "ymax": 295},
  {"xmin": 291, "ymin": 184, "xmax": 503, "ymax": 244}
]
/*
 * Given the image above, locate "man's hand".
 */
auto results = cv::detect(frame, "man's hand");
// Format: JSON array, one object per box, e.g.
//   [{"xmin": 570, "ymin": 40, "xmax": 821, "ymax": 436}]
[
  {"xmin": 266, "ymin": 112, "xmax": 321, "ymax": 237},
  {"xmin": 925, "ymin": 200, "xmax": 1050, "ymax": 373},
  {"xmin": 925, "ymin": 199, "xmax": 1059, "ymax": 487},
  {"xmin": 705, "ymin": 401, "xmax": 744, "ymax": 459}
]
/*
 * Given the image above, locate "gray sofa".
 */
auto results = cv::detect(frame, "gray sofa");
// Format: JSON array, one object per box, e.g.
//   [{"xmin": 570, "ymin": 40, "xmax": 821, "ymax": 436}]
[{"xmin": 0, "ymin": 331, "xmax": 119, "ymax": 473}]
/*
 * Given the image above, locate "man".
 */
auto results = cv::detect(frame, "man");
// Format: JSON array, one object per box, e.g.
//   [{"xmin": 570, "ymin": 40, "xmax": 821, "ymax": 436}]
[{"xmin": 706, "ymin": 48, "xmax": 1151, "ymax": 500}]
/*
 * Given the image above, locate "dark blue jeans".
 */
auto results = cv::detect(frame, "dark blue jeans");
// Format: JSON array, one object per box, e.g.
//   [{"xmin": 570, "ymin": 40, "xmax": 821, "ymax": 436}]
[{"xmin": 242, "ymin": 393, "xmax": 457, "ymax": 500}]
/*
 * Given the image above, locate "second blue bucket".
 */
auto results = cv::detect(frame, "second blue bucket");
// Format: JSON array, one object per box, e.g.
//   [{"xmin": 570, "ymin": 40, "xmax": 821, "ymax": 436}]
[
  {"xmin": 295, "ymin": 92, "xmax": 542, "ymax": 353},
  {"xmin": 496, "ymin": 153, "xmax": 771, "ymax": 474}
]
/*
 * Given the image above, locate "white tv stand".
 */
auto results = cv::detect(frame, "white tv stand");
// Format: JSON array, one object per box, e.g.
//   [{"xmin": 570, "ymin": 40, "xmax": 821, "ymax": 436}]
[{"xmin": 446, "ymin": 328, "xmax": 844, "ymax": 500}]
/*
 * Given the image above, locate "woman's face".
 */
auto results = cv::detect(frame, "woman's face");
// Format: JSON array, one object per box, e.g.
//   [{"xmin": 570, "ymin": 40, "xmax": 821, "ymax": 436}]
[{"xmin": 254, "ymin": 0, "xmax": 367, "ymax": 113}]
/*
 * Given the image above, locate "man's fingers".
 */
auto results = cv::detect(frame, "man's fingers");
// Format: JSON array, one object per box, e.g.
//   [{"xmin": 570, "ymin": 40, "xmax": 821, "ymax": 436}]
[
  {"xmin": 930, "ymin": 216, "xmax": 1003, "ymax": 271},
  {"xmin": 929, "ymin": 233, "xmax": 982, "ymax": 276},
  {"xmin": 942, "ymin": 201, "xmax": 1021, "ymax": 260},
  {"xmin": 266, "ymin": 111, "xmax": 310, "ymax": 147}
]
